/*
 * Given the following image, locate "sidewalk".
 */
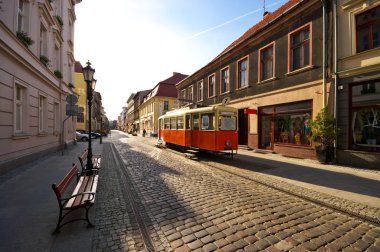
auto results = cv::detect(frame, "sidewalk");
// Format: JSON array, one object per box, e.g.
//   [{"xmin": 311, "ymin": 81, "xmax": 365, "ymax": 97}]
[{"xmin": 0, "ymin": 140, "xmax": 103, "ymax": 252}]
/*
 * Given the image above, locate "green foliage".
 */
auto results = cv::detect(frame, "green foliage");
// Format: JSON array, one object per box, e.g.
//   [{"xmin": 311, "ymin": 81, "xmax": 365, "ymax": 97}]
[
  {"xmin": 16, "ymin": 31, "xmax": 34, "ymax": 46},
  {"xmin": 39, "ymin": 55, "xmax": 50, "ymax": 66},
  {"xmin": 54, "ymin": 70, "xmax": 63, "ymax": 79},
  {"xmin": 310, "ymin": 107, "xmax": 340, "ymax": 147},
  {"xmin": 55, "ymin": 15, "xmax": 63, "ymax": 26}
]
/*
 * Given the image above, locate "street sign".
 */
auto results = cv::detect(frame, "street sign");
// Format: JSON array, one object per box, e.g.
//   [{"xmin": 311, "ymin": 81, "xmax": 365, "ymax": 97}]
[
  {"xmin": 66, "ymin": 94, "xmax": 78, "ymax": 105},
  {"xmin": 244, "ymin": 108, "xmax": 257, "ymax": 114},
  {"xmin": 66, "ymin": 104, "xmax": 78, "ymax": 116}
]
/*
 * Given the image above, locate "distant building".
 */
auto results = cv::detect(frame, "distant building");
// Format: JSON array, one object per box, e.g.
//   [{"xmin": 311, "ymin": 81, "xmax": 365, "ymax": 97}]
[
  {"xmin": 0, "ymin": 0, "xmax": 81, "ymax": 171},
  {"xmin": 140, "ymin": 72, "xmax": 188, "ymax": 135},
  {"xmin": 74, "ymin": 61, "xmax": 87, "ymax": 130}
]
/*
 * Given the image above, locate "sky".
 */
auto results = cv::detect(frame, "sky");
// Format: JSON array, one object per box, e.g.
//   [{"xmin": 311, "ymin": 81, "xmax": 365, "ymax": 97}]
[{"xmin": 74, "ymin": 0, "xmax": 288, "ymax": 120}]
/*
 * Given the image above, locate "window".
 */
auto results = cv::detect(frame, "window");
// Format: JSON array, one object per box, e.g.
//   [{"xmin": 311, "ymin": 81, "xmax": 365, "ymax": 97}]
[
  {"xmin": 208, "ymin": 74, "xmax": 215, "ymax": 97},
  {"xmin": 54, "ymin": 45, "xmax": 60, "ymax": 71},
  {"xmin": 39, "ymin": 95, "xmax": 47, "ymax": 132},
  {"xmin": 219, "ymin": 113, "xmax": 237, "ymax": 131},
  {"xmin": 177, "ymin": 116, "xmax": 184, "ymax": 129},
  {"xmin": 188, "ymin": 85, "xmax": 193, "ymax": 102},
  {"xmin": 289, "ymin": 24, "xmax": 311, "ymax": 71},
  {"xmin": 356, "ymin": 6, "xmax": 380, "ymax": 53},
  {"xmin": 221, "ymin": 67, "xmax": 229, "ymax": 94},
  {"xmin": 237, "ymin": 57, "xmax": 248, "ymax": 89},
  {"xmin": 181, "ymin": 89, "xmax": 186, "ymax": 106},
  {"xmin": 170, "ymin": 117, "xmax": 177, "ymax": 129},
  {"xmin": 186, "ymin": 115, "xmax": 191, "ymax": 130},
  {"xmin": 17, "ymin": 0, "xmax": 24, "ymax": 31},
  {"xmin": 53, "ymin": 103, "xmax": 59, "ymax": 131},
  {"xmin": 201, "ymin": 113, "xmax": 215, "ymax": 130},
  {"xmin": 260, "ymin": 101, "xmax": 312, "ymax": 147},
  {"xmin": 40, "ymin": 24, "xmax": 47, "ymax": 56},
  {"xmin": 259, "ymin": 43, "xmax": 275, "ymax": 81},
  {"xmin": 14, "ymin": 84, "xmax": 26, "ymax": 133},
  {"xmin": 164, "ymin": 118, "xmax": 170, "ymax": 129},
  {"xmin": 192, "ymin": 114, "xmax": 199, "ymax": 130},
  {"xmin": 163, "ymin": 101, "xmax": 169, "ymax": 111},
  {"xmin": 351, "ymin": 81, "xmax": 380, "ymax": 151},
  {"xmin": 197, "ymin": 80, "xmax": 203, "ymax": 102}
]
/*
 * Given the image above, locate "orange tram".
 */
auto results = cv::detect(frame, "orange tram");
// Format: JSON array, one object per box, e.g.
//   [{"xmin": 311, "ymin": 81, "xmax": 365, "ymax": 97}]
[{"xmin": 158, "ymin": 105, "xmax": 238, "ymax": 153}]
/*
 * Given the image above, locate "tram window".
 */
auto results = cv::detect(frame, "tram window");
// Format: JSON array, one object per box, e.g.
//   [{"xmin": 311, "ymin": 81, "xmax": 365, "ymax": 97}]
[
  {"xmin": 164, "ymin": 118, "xmax": 170, "ymax": 129},
  {"xmin": 219, "ymin": 116, "xmax": 236, "ymax": 130},
  {"xmin": 177, "ymin": 116, "xmax": 184, "ymax": 129},
  {"xmin": 170, "ymin": 117, "xmax": 177, "ymax": 129},
  {"xmin": 186, "ymin": 115, "xmax": 191, "ymax": 130},
  {"xmin": 193, "ymin": 114, "xmax": 199, "ymax": 130},
  {"xmin": 201, "ymin": 113, "xmax": 215, "ymax": 130}
]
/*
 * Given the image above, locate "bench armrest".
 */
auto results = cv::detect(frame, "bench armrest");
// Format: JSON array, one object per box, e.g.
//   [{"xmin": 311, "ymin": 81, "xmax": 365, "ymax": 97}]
[{"xmin": 61, "ymin": 191, "xmax": 96, "ymax": 204}]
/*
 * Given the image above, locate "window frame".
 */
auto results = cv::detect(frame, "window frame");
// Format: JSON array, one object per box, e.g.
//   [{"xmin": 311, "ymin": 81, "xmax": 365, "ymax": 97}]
[
  {"xmin": 355, "ymin": 5, "xmax": 380, "ymax": 53},
  {"xmin": 188, "ymin": 85, "xmax": 193, "ymax": 103},
  {"xmin": 288, "ymin": 22, "xmax": 312, "ymax": 73},
  {"xmin": 14, "ymin": 83, "xmax": 27, "ymax": 134},
  {"xmin": 258, "ymin": 42, "xmax": 276, "ymax": 82},
  {"xmin": 220, "ymin": 66, "xmax": 230, "ymax": 94},
  {"xmin": 38, "ymin": 94, "xmax": 48, "ymax": 133},
  {"xmin": 197, "ymin": 80, "xmax": 203, "ymax": 102},
  {"xmin": 208, "ymin": 73, "xmax": 216, "ymax": 98},
  {"xmin": 236, "ymin": 56, "xmax": 249, "ymax": 90}
]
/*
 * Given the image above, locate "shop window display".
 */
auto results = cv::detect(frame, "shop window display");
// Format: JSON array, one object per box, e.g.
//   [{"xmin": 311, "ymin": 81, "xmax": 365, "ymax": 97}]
[
  {"xmin": 275, "ymin": 113, "xmax": 311, "ymax": 145},
  {"xmin": 351, "ymin": 82, "xmax": 380, "ymax": 151}
]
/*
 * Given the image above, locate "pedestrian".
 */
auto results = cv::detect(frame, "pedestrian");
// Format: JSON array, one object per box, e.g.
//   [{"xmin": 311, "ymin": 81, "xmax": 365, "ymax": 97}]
[{"xmin": 143, "ymin": 129, "xmax": 146, "ymax": 137}]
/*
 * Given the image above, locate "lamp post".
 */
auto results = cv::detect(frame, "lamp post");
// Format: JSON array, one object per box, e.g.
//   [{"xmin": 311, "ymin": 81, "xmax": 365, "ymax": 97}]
[{"xmin": 82, "ymin": 60, "xmax": 96, "ymax": 175}]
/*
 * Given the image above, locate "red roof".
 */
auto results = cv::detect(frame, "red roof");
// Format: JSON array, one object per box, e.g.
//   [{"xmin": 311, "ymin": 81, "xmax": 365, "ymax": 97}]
[
  {"xmin": 144, "ymin": 73, "xmax": 188, "ymax": 101},
  {"xmin": 216, "ymin": 0, "xmax": 303, "ymax": 58},
  {"xmin": 74, "ymin": 61, "xmax": 83, "ymax": 73}
]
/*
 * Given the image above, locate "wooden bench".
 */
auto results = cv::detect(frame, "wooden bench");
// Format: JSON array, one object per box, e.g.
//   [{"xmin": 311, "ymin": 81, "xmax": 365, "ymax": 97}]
[
  {"xmin": 78, "ymin": 149, "xmax": 101, "ymax": 175},
  {"xmin": 51, "ymin": 163, "xmax": 99, "ymax": 233}
]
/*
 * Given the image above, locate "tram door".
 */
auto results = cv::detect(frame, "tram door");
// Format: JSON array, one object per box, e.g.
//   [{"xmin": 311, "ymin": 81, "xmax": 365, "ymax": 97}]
[{"xmin": 238, "ymin": 109, "xmax": 248, "ymax": 145}]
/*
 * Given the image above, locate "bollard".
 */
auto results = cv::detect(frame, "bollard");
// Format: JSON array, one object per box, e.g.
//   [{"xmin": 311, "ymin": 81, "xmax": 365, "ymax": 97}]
[{"xmin": 100, "ymin": 135, "xmax": 102, "ymax": 144}]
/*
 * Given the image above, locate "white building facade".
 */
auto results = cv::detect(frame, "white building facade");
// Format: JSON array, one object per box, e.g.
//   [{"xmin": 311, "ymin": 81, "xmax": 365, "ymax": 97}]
[{"xmin": 0, "ymin": 0, "xmax": 81, "ymax": 171}]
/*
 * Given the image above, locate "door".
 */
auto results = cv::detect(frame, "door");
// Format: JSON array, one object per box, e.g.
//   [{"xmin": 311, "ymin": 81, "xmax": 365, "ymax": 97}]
[
  {"xmin": 238, "ymin": 109, "xmax": 248, "ymax": 145},
  {"xmin": 260, "ymin": 115, "xmax": 273, "ymax": 149}
]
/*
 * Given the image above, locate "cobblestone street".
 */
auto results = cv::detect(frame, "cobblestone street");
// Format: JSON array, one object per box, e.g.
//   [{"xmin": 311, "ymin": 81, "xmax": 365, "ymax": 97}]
[{"xmin": 92, "ymin": 131, "xmax": 380, "ymax": 251}]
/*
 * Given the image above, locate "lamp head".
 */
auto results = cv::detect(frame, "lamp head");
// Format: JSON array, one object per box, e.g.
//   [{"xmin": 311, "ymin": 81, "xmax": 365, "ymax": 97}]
[{"xmin": 82, "ymin": 60, "xmax": 95, "ymax": 82}]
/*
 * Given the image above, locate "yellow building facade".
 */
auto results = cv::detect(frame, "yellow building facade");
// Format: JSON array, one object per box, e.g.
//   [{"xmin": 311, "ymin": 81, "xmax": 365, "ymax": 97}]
[{"xmin": 74, "ymin": 61, "xmax": 88, "ymax": 130}]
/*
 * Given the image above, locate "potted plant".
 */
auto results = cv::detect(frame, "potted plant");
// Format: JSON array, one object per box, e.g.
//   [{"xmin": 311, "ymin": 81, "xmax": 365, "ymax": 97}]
[
  {"xmin": 16, "ymin": 31, "xmax": 34, "ymax": 47},
  {"xmin": 40, "ymin": 55, "xmax": 50, "ymax": 67},
  {"xmin": 55, "ymin": 15, "xmax": 64, "ymax": 26},
  {"xmin": 54, "ymin": 70, "xmax": 63, "ymax": 79},
  {"xmin": 310, "ymin": 107, "xmax": 340, "ymax": 163}
]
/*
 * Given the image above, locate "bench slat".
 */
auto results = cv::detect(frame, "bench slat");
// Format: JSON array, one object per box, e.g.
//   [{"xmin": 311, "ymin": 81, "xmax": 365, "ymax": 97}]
[
  {"xmin": 64, "ymin": 175, "xmax": 98, "ymax": 209},
  {"xmin": 55, "ymin": 164, "xmax": 78, "ymax": 198}
]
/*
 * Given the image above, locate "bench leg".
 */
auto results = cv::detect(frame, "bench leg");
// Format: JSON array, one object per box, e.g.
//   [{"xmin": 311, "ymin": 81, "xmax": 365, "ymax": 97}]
[
  {"xmin": 85, "ymin": 204, "xmax": 94, "ymax": 227},
  {"xmin": 52, "ymin": 208, "xmax": 64, "ymax": 234}
]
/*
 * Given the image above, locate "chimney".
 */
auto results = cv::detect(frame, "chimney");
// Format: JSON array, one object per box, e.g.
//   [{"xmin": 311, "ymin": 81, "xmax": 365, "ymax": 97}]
[
  {"xmin": 173, "ymin": 72, "xmax": 180, "ymax": 76},
  {"xmin": 263, "ymin": 11, "xmax": 270, "ymax": 17}
]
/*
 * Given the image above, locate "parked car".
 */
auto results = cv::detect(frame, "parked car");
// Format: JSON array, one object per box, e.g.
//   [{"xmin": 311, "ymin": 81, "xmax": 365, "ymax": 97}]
[
  {"xmin": 76, "ymin": 131, "xmax": 89, "ymax": 142},
  {"xmin": 76, "ymin": 130, "xmax": 101, "ymax": 139}
]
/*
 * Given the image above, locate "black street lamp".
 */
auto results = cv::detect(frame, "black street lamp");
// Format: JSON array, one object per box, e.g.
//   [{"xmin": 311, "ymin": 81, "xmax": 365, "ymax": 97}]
[{"xmin": 82, "ymin": 60, "xmax": 96, "ymax": 175}]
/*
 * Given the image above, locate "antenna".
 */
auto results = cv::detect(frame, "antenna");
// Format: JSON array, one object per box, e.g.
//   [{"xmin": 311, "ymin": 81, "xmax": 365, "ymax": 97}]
[{"xmin": 263, "ymin": 0, "xmax": 266, "ymax": 14}]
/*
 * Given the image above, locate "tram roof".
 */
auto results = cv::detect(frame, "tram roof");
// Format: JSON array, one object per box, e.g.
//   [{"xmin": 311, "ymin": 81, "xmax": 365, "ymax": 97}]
[{"xmin": 159, "ymin": 105, "xmax": 237, "ymax": 119}]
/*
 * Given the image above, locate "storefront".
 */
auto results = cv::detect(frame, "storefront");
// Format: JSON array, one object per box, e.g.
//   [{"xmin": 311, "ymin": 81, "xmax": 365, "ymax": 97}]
[
  {"xmin": 350, "ymin": 81, "xmax": 380, "ymax": 152},
  {"xmin": 258, "ymin": 100, "xmax": 315, "ymax": 159},
  {"xmin": 337, "ymin": 77, "xmax": 380, "ymax": 169}
]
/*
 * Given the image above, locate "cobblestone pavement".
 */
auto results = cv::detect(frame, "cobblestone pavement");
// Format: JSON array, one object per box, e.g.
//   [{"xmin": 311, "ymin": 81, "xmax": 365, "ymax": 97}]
[{"xmin": 98, "ymin": 131, "xmax": 380, "ymax": 251}]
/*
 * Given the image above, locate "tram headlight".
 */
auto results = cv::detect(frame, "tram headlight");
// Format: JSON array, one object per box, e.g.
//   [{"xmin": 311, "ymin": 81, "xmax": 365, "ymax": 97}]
[{"xmin": 225, "ymin": 140, "xmax": 232, "ymax": 148}]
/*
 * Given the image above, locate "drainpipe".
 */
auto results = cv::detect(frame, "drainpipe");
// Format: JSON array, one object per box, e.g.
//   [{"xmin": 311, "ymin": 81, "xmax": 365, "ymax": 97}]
[
  {"xmin": 321, "ymin": 0, "xmax": 327, "ymax": 108},
  {"xmin": 333, "ymin": 0, "xmax": 338, "ymax": 161}
]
